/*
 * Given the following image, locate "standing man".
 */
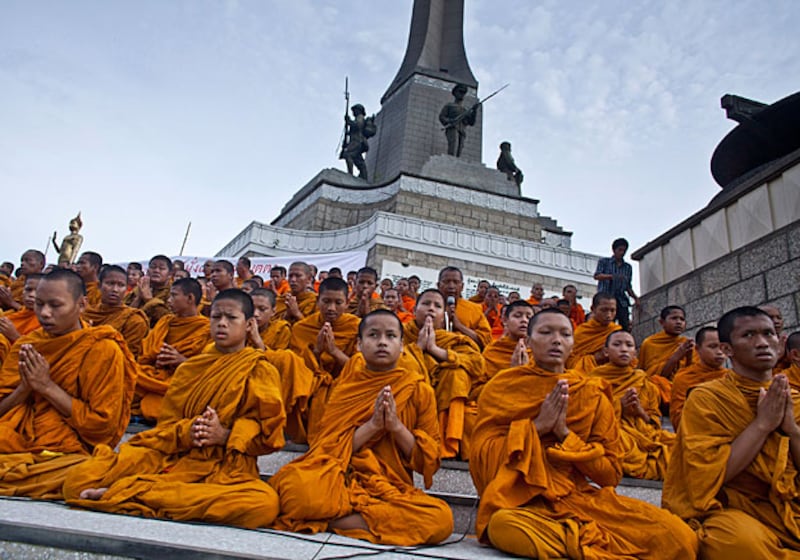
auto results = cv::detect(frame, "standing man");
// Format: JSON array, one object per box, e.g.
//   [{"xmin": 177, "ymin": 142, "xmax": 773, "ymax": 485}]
[{"xmin": 594, "ymin": 238, "xmax": 639, "ymax": 331}]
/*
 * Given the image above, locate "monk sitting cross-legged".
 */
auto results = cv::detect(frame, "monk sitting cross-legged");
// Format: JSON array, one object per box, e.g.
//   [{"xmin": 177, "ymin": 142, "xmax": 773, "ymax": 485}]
[
  {"xmin": 250, "ymin": 288, "xmax": 291, "ymax": 350},
  {"xmin": 0, "ymin": 269, "xmax": 137, "ymax": 499},
  {"xmin": 566, "ymin": 291, "xmax": 621, "ymax": 374},
  {"xmin": 270, "ymin": 309, "xmax": 453, "ymax": 546},
  {"xmin": 477, "ymin": 300, "xmax": 534, "ymax": 399},
  {"xmin": 438, "ymin": 266, "xmax": 492, "ymax": 350},
  {"xmin": 0, "ymin": 274, "xmax": 43, "ymax": 363},
  {"xmin": 82, "ymin": 265, "xmax": 149, "ymax": 358},
  {"xmin": 470, "ymin": 308, "xmax": 698, "ymax": 558},
  {"xmin": 638, "ymin": 305, "xmax": 694, "ymax": 406},
  {"xmin": 133, "ymin": 278, "xmax": 210, "ymax": 423},
  {"xmin": 64, "ymin": 289, "xmax": 286, "ymax": 529},
  {"xmin": 588, "ymin": 330, "xmax": 675, "ymax": 480}
]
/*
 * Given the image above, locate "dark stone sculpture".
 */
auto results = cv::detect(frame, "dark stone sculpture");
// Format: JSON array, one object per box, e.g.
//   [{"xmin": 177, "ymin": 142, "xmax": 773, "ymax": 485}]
[
  {"xmin": 439, "ymin": 84, "xmax": 477, "ymax": 157},
  {"xmin": 340, "ymin": 104, "xmax": 376, "ymax": 181},
  {"xmin": 497, "ymin": 141, "xmax": 523, "ymax": 187}
]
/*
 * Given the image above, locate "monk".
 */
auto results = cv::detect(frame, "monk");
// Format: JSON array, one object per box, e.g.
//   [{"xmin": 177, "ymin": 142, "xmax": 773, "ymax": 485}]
[
  {"xmin": 274, "ymin": 262, "xmax": 317, "ymax": 323},
  {"xmin": 563, "ymin": 284, "xmax": 585, "ymax": 329},
  {"xmin": 0, "ymin": 269, "xmax": 137, "ymax": 499},
  {"xmin": 75, "ymin": 251, "xmax": 103, "ymax": 307},
  {"xmin": 481, "ymin": 300, "xmax": 534, "ymax": 382},
  {"xmin": 290, "ymin": 277, "xmax": 360, "ymax": 440},
  {"xmin": 209, "ymin": 260, "xmax": 236, "ymax": 295},
  {"xmin": 589, "ymin": 331, "xmax": 675, "ymax": 480},
  {"xmin": 0, "ymin": 262, "xmax": 13, "ymax": 288},
  {"xmin": 134, "ymin": 278, "xmax": 211, "ymax": 422},
  {"xmin": 271, "ymin": 309, "xmax": 453, "ymax": 545},
  {"xmin": 268, "ymin": 265, "xmax": 290, "ymax": 295},
  {"xmin": 125, "ymin": 262, "xmax": 143, "ymax": 295},
  {"xmin": 396, "ymin": 277, "xmax": 416, "ymax": 313},
  {"xmin": 0, "ymin": 274, "xmax": 43, "ymax": 359},
  {"xmin": 64, "ymin": 289, "xmax": 286, "ymax": 529},
  {"xmin": 669, "ymin": 326, "xmax": 728, "ymax": 430},
  {"xmin": 526, "ymin": 281, "xmax": 544, "ymax": 306},
  {"xmin": 566, "ymin": 291, "xmax": 621, "ymax": 374},
  {"xmin": 382, "ymin": 287, "xmax": 413, "ymax": 324},
  {"xmin": 82, "ymin": 265, "xmax": 149, "ymax": 358},
  {"xmin": 347, "ymin": 266, "xmax": 385, "ymax": 318},
  {"xmin": 124, "ymin": 255, "xmax": 173, "ymax": 327},
  {"xmin": 762, "ymin": 304, "xmax": 791, "ymax": 371},
  {"xmin": 781, "ymin": 332, "xmax": 800, "ymax": 389},
  {"xmin": 235, "ymin": 256, "xmax": 253, "ymax": 287},
  {"xmin": 470, "ymin": 308, "xmax": 698, "ymax": 558},
  {"xmin": 638, "ymin": 305, "xmax": 693, "ymax": 405},
  {"xmin": 0, "ymin": 250, "xmax": 45, "ymax": 311},
  {"xmin": 663, "ymin": 306, "xmax": 800, "ymax": 558},
  {"xmin": 469, "ymin": 280, "xmax": 490, "ymax": 304},
  {"xmin": 247, "ymin": 288, "xmax": 290, "ymax": 350},
  {"xmin": 438, "ymin": 266, "xmax": 492, "ymax": 349},
  {"xmin": 482, "ymin": 285, "xmax": 504, "ymax": 340},
  {"xmin": 402, "ymin": 289, "xmax": 484, "ymax": 459}
]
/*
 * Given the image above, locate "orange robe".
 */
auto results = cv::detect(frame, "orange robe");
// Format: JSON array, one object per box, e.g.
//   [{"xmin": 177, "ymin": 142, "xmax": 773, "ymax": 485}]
[
  {"xmin": 0, "ymin": 325, "xmax": 137, "ymax": 499},
  {"xmin": 84, "ymin": 281, "xmax": 102, "ymax": 307},
  {"xmin": 0, "ymin": 275, "xmax": 10, "ymax": 289},
  {"xmin": 123, "ymin": 283, "xmax": 172, "ymax": 328},
  {"xmin": 267, "ymin": 278, "xmax": 290, "ymax": 295},
  {"xmin": 289, "ymin": 311, "xmax": 360, "ymax": 441},
  {"xmin": 482, "ymin": 304, "xmax": 504, "ymax": 340},
  {"xmin": 273, "ymin": 290, "xmax": 317, "ymax": 323},
  {"xmin": 566, "ymin": 318, "xmax": 621, "ymax": 373},
  {"xmin": 7, "ymin": 275, "xmax": 26, "ymax": 307},
  {"xmin": 393, "ymin": 308, "xmax": 414, "ymax": 324},
  {"xmin": 638, "ymin": 331, "xmax": 691, "ymax": 404},
  {"xmin": 402, "ymin": 321, "xmax": 485, "ymax": 459},
  {"xmin": 263, "ymin": 348, "xmax": 314, "ymax": 443},
  {"xmin": 347, "ymin": 293, "xmax": 385, "ymax": 317},
  {"xmin": 259, "ymin": 318, "xmax": 291, "ymax": 350},
  {"xmin": 270, "ymin": 355, "xmax": 453, "ymax": 545},
  {"xmin": 526, "ymin": 296, "xmax": 542, "ymax": 306},
  {"xmin": 64, "ymin": 346, "xmax": 286, "ymax": 529},
  {"xmin": 83, "ymin": 304, "xmax": 149, "ymax": 358},
  {"xmin": 663, "ymin": 371, "xmax": 800, "ymax": 558},
  {"xmin": 454, "ymin": 298, "xmax": 492, "ymax": 349},
  {"xmin": 134, "ymin": 314, "xmax": 210, "ymax": 421},
  {"xmin": 669, "ymin": 362, "xmax": 727, "ymax": 430},
  {"xmin": 778, "ymin": 363, "xmax": 800, "ymax": 391},
  {"xmin": 0, "ymin": 309, "xmax": 40, "ymax": 362},
  {"xmin": 470, "ymin": 364, "xmax": 698, "ymax": 558},
  {"xmin": 468, "ymin": 293, "xmax": 484, "ymax": 304},
  {"xmin": 481, "ymin": 335, "xmax": 532, "ymax": 381},
  {"xmin": 569, "ymin": 304, "xmax": 586, "ymax": 329},
  {"xmin": 588, "ymin": 364, "xmax": 675, "ymax": 480},
  {"xmin": 401, "ymin": 294, "xmax": 416, "ymax": 313}
]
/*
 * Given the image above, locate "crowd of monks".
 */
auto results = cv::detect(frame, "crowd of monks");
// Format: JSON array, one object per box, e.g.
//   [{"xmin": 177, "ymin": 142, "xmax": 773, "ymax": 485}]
[{"xmin": 1, "ymin": 247, "xmax": 800, "ymax": 558}]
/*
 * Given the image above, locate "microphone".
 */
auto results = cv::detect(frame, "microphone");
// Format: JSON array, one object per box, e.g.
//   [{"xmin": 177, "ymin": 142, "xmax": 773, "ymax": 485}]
[
  {"xmin": 446, "ymin": 296, "xmax": 455, "ymax": 306},
  {"xmin": 446, "ymin": 296, "xmax": 455, "ymax": 331}
]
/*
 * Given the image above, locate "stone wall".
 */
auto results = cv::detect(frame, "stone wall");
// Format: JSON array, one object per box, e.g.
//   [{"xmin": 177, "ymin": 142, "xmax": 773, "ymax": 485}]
[{"xmin": 633, "ymin": 221, "xmax": 800, "ymax": 341}]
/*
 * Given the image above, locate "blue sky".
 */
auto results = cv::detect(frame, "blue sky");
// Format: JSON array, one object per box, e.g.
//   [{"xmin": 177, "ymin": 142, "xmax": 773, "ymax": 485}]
[{"xmin": 1, "ymin": 1, "xmax": 797, "ymax": 289}]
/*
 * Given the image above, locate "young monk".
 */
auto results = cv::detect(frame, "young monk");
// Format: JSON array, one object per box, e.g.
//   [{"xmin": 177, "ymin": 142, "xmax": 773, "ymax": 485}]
[
  {"xmin": 250, "ymin": 288, "xmax": 290, "ymax": 350},
  {"xmin": 133, "ymin": 278, "xmax": 210, "ymax": 422},
  {"xmin": 347, "ymin": 266, "xmax": 385, "ymax": 318},
  {"xmin": 125, "ymin": 262, "xmax": 143, "ymax": 294},
  {"xmin": 268, "ymin": 265, "xmax": 290, "ymax": 295},
  {"xmin": 563, "ymin": 284, "xmax": 585, "ymax": 328},
  {"xmin": 762, "ymin": 304, "xmax": 791, "ymax": 371},
  {"xmin": 0, "ymin": 269, "xmax": 137, "ymax": 499},
  {"xmin": 438, "ymin": 266, "xmax": 492, "ymax": 349},
  {"xmin": 0, "ymin": 250, "xmax": 45, "ymax": 311},
  {"xmin": 469, "ymin": 280, "xmax": 490, "ymax": 303},
  {"xmin": 396, "ymin": 277, "xmax": 416, "ymax": 313},
  {"xmin": 274, "ymin": 262, "xmax": 317, "ymax": 323},
  {"xmin": 482, "ymin": 285, "xmax": 504, "ymax": 340},
  {"xmin": 780, "ymin": 332, "xmax": 800, "ymax": 389},
  {"xmin": 382, "ymin": 287, "xmax": 413, "ymax": 324},
  {"xmin": 82, "ymin": 265, "xmax": 149, "ymax": 358},
  {"xmin": 663, "ymin": 306, "xmax": 800, "ymax": 558},
  {"xmin": 0, "ymin": 274, "xmax": 43, "ymax": 357},
  {"xmin": 210, "ymin": 260, "xmax": 236, "ymax": 294},
  {"xmin": 75, "ymin": 251, "xmax": 103, "ymax": 307},
  {"xmin": 290, "ymin": 277, "xmax": 360, "ymax": 440},
  {"xmin": 566, "ymin": 291, "xmax": 621, "ymax": 374},
  {"xmin": 270, "ymin": 309, "xmax": 453, "ymax": 545},
  {"xmin": 481, "ymin": 300, "xmax": 534, "ymax": 382},
  {"xmin": 669, "ymin": 326, "xmax": 728, "ymax": 430},
  {"xmin": 64, "ymin": 289, "xmax": 286, "ymax": 529},
  {"xmin": 402, "ymin": 289, "xmax": 484, "ymax": 459},
  {"xmin": 124, "ymin": 255, "xmax": 173, "ymax": 327},
  {"xmin": 470, "ymin": 308, "xmax": 698, "ymax": 558},
  {"xmin": 638, "ymin": 305, "xmax": 693, "ymax": 405},
  {"xmin": 589, "ymin": 330, "xmax": 675, "ymax": 480}
]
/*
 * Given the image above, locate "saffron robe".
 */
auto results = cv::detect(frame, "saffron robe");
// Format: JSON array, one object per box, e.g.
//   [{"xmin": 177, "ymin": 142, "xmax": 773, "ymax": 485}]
[
  {"xmin": 270, "ymin": 356, "xmax": 452, "ymax": 545},
  {"xmin": 263, "ymin": 348, "xmax": 314, "ymax": 443},
  {"xmin": 569, "ymin": 304, "xmax": 586, "ymax": 329},
  {"xmin": 638, "ymin": 331, "xmax": 691, "ymax": 404},
  {"xmin": 393, "ymin": 308, "xmax": 414, "ymax": 324},
  {"xmin": 566, "ymin": 318, "xmax": 621, "ymax": 374},
  {"xmin": 346, "ymin": 294, "xmax": 385, "ymax": 317},
  {"xmin": 453, "ymin": 299, "xmax": 492, "ymax": 349},
  {"xmin": 64, "ymin": 345, "xmax": 286, "ymax": 529},
  {"xmin": 134, "ymin": 314, "xmax": 210, "ymax": 421},
  {"xmin": 663, "ymin": 371, "xmax": 800, "ymax": 559},
  {"xmin": 402, "ymin": 321, "xmax": 485, "ymax": 459},
  {"xmin": 669, "ymin": 362, "xmax": 727, "ymax": 430},
  {"xmin": 588, "ymin": 363, "xmax": 675, "ymax": 480},
  {"xmin": 84, "ymin": 281, "xmax": 102, "ymax": 307},
  {"xmin": 401, "ymin": 294, "xmax": 416, "ymax": 314},
  {"xmin": 83, "ymin": 304, "xmax": 149, "ymax": 358},
  {"xmin": 0, "ymin": 308, "xmax": 40, "ymax": 363},
  {"xmin": 7, "ymin": 275, "xmax": 26, "ymax": 307},
  {"xmin": 482, "ymin": 304, "xmax": 504, "ymax": 341},
  {"xmin": 124, "ymin": 283, "xmax": 172, "ymax": 328},
  {"xmin": 259, "ymin": 319, "xmax": 291, "ymax": 350},
  {"xmin": 273, "ymin": 291, "xmax": 317, "ymax": 323},
  {"xmin": 779, "ymin": 363, "xmax": 800, "ymax": 392},
  {"xmin": 0, "ymin": 325, "xmax": 138, "ymax": 499},
  {"xmin": 477, "ymin": 336, "xmax": 532, "ymax": 401},
  {"xmin": 470, "ymin": 364, "xmax": 697, "ymax": 558},
  {"xmin": 267, "ymin": 278, "xmax": 290, "ymax": 295}
]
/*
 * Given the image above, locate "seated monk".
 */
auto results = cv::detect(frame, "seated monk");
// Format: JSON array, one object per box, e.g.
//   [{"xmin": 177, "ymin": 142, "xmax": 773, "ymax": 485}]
[
  {"xmin": 382, "ymin": 287, "xmax": 413, "ymax": 324},
  {"xmin": 267, "ymin": 265, "xmax": 290, "ymax": 295},
  {"xmin": 210, "ymin": 260, "xmax": 236, "ymax": 294},
  {"xmin": 274, "ymin": 262, "xmax": 317, "ymax": 324},
  {"xmin": 563, "ymin": 284, "xmax": 586, "ymax": 329},
  {"xmin": 482, "ymin": 285, "xmax": 504, "ymax": 341},
  {"xmin": 469, "ymin": 280, "xmax": 490, "ymax": 304},
  {"xmin": 82, "ymin": 265, "xmax": 149, "ymax": 358},
  {"xmin": 124, "ymin": 255, "xmax": 173, "ymax": 328},
  {"xmin": 663, "ymin": 306, "xmax": 800, "ymax": 559},
  {"xmin": 0, "ymin": 274, "xmax": 43, "ymax": 361},
  {"xmin": 0, "ymin": 262, "xmax": 13, "ymax": 288},
  {"xmin": 75, "ymin": 251, "xmax": 103, "ymax": 307},
  {"xmin": 0, "ymin": 250, "xmax": 45, "ymax": 312},
  {"xmin": 270, "ymin": 310, "xmax": 453, "ymax": 545},
  {"xmin": 134, "ymin": 278, "xmax": 210, "ymax": 422},
  {"xmin": 566, "ymin": 291, "xmax": 621, "ymax": 374},
  {"xmin": 235, "ymin": 256, "xmax": 254, "ymax": 287},
  {"xmin": 638, "ymin": 305, "xmax": 693, "ymax": 405},
  {"xmin": 670, "ymin": 326, "xmax": 727, "ymax": 430},
  {"xmin": 347, "ymin": 266, "xmax": 385, "ymax": 318},
  {"xmin": 589, "ymin": 331, "xmax": 675, "ymax": 480},
  {"xmin": 480, "ymin": 300, "xmax": 534, "ymax": 387},
  {"xmin": 64, "ymin": 289, "xmax": 286, "ymax": 529},
  {"xmin": 250, "ymin": 288, "xmax": 290, "ymax": 350},
  {"xmin": 470, "ymin": 309, "xmax": 698, "ymax": 558},
  {"xmin": 125, "ymin": 262, "xmax": 143, "ymax": 295},
  {"xmin": 526, "ymin": 281, "xmax": 544, "ymax": 306},
  {"xmin": 438, "ymin": 266, "xmax": 492, "ymax": 349},
  {"xmin": 0, "ymin": 269, "xmax": 137, "ymax": 499},
  {"xmin": 290, "ymin": 277, "xmax": 360, "ymax": 441},
  {"xmin": 402, "ymin": 289, "xmax": 484, "ymax": 459},
  {"xmin": 395, "ymin": 277, "xmax": 416, "ymax": 314}
]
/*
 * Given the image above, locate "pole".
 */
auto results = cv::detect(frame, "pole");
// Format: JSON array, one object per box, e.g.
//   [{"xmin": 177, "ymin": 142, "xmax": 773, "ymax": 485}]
[{"xmin": 179, "ymin": 221, "xmax": 191, "ymax": 256}]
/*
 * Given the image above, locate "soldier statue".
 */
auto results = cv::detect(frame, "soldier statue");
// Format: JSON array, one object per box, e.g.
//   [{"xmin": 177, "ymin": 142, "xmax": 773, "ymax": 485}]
[
  {"xmin": 439, "ymin": 83, "xmax": 477, "ymax": 157},
  {"xmin": 340, "ymin": 104, "xmax": 376, "ymax": 181}
]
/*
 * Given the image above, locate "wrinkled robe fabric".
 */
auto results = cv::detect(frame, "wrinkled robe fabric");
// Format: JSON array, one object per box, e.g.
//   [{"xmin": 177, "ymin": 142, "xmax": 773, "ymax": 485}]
[
  {"xmin": 273, "ymin": 291, "xmax": 317, "ymax": 323},
  {"xmin": 482, "ymin": 304, "xmax": 504, "ymax": 341},
  {"xmin": 270, "ymin": 356, "xmax": 452, "ymax": 545},
  {"xmin": 588, "ymin": 363, "xmax": 675, "ymax": 480},
  {"xmin": 454, "ymin": 299, "xmax": 492, "ymax": 349},
  {"xmin": 482, "ymin": 336, "xmax": 532, "ymax": 380},
  {"xmin": 669, "ymin": 362, "xmax": 727, "ymax": 430},
  {"xmin": 470, "ymin": 364, "xmax": 697, "ymax": 559},
  {"xmin": 566, "ymin": 319, "xmax": 621, "ymax": 374},
  {"xmin": 638, "ymin": 331, "xmax": 691, "ymax": 404},
  {"xmin": 84, "ymin": 281, "xmax": 102, "ymax": 307},
  {"xmin": 64, "ymin": 345, "xmax": 286, "ymax": 529},
  {"xmin": 123, "ymin": 284, "xmax": 172, "ymax": 328},
  {"xmin": 779, "ymin": 364, "xmax": 800, "ymax": 392},
  {"xmin": 263, "ymin": 348, "xmax": 313, "ymax": 443},
  {"xmin": 83, "ymin": 304, "xmax": 149, "ymax": 358},
  {"xmin": 663, "ymin": 371, "xmax": 800, "ymax": 559},
  {"xmin": 0, "ymin": 325, "xmax": 137, "ymax": 499},
  {"xmin": 260, "ymin": 319, "xmax": 291, "ymax": 350},
  {"xmin": 0, "ymin": 308, "xmax": 40, "ymax": 363}
]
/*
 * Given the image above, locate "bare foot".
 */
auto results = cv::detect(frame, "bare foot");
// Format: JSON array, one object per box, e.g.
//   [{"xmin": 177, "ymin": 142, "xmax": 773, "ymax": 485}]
[{"xmin": 79, "ymin": 487, "xmax": 108, "ymax": 500}]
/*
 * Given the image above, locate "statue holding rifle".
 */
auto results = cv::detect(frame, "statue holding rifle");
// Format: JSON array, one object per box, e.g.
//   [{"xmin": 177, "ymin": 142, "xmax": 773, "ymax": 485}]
[
  {"xmin": 339, "ymin": 78, "xmax": 376, "ymax": 181},
  {"xmin": 439, "ymin": 83, "xmax": 508, "ymax": 157}
]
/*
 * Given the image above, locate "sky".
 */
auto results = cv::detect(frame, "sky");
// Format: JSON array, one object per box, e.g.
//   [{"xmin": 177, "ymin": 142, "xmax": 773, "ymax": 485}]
[{"xmin": 1, "ymin": 1, "xmax": 798, "ymax": 290}]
